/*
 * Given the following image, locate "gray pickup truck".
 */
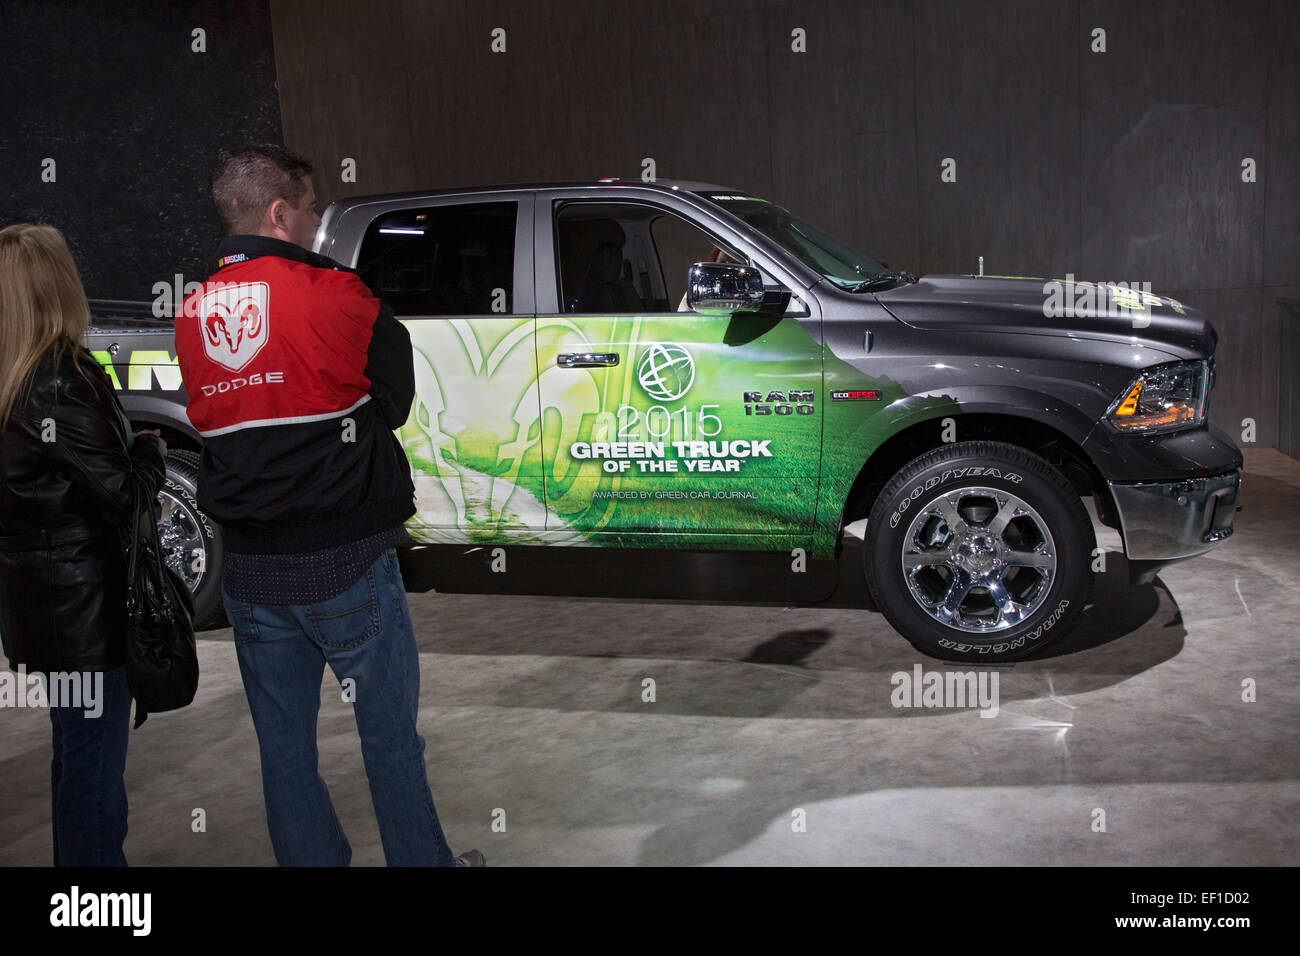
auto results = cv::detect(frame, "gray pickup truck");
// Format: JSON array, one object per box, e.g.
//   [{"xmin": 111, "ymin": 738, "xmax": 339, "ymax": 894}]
[{"xmin": 86, "ymin": 178, "xmax": 1242, "ymax": 661}]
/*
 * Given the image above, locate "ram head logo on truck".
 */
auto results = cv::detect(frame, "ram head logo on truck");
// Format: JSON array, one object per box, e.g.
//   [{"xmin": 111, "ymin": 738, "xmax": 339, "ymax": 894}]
[{"xmin": 197, "ymin": 281, "xmax": 270, "ymax": 372}]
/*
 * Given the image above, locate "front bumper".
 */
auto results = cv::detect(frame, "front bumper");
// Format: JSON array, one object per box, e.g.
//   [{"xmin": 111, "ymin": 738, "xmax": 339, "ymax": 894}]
[{"xmin": 1108, "ymin": 471, "xmax": 1240, "ymax": 561}]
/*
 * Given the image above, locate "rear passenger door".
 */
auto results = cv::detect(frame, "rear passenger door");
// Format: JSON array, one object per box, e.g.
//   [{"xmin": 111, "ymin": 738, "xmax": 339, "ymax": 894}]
[{"xmin": 351, "ymin": 195, "xmax": 545, "ymax": 543}]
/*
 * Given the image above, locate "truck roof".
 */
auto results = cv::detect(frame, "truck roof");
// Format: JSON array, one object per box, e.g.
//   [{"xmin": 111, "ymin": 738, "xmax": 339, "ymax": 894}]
[{"xmin": 323, "ymin": 178, "xmax": 744, "ymax": 215}]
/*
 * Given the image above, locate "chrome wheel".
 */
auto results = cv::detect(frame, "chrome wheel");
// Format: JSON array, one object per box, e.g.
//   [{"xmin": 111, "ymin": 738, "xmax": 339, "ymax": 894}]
[
  {"xmin": 156, "ymin": 486, "xmax": 207, "ymax": 593},
  {"xmin": 900, "ymin": 485, "xmax": 1056, "ymax": 633}
]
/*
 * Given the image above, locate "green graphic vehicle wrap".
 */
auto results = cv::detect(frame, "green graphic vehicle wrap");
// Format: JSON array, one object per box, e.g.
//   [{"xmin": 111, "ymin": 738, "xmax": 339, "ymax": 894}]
[{"xmin": 397, "ymin": 311, "xmax": 888, "ymax": 556}]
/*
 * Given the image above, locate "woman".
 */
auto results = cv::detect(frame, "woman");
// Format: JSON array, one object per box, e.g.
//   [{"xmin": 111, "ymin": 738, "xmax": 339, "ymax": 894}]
[{"xmin": 0, "ymin": 223, "xmax": 166, "ymax": 866}]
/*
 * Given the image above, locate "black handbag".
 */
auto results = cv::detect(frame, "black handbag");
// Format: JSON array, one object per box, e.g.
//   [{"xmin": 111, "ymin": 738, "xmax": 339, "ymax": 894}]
[{"xmin": 123, "ymin": 485, "xmax": 199, "ymax": 727}]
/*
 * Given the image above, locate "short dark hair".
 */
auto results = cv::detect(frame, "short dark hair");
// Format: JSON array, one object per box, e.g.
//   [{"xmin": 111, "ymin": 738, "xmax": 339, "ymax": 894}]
[{"xmin": 211, "ymin": 145, "xmax": 314, "ymax": 235}]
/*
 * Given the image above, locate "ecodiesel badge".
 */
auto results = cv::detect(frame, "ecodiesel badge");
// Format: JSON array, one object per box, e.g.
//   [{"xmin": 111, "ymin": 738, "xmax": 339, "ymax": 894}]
[{"xmin": 830, "ymin": 389, "xmax": 881, "ymax": 401}]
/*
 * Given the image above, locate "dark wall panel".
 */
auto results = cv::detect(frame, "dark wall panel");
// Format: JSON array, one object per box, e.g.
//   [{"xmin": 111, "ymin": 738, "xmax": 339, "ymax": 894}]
[
  {"xmin": 763, "ymin": 0, "xmax": 920, "ymax": 276},
  {"xmin": 1080, "ymin": 0, "xmax": 1266, "ymax": 290},
  {"xmin": 269, "ymin": 0, "xmax": 1296, "ymax": 449},
  {"xmin": 0, "ymin": 0, "xmax": 282, "ymax": 301},
  {"xmin": 914, "ymin": 0, "xmax": 1082, "ymax": 279},
  {"xmin": 1264, "ymin": 0, "xmax": 1300, "ymax": 289},
  {"xmin": 278, "ymin": 67, "xmax": 419, "ymax": 197},
  {"xmin": 623, "ymin": 11, "xmax": 777, "ymax": 192}
]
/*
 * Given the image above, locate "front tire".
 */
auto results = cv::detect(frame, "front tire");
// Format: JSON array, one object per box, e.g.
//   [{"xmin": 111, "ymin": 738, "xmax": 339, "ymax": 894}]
[
  {"xmin": 158, "ymin": 449, "xmax": 226, "ymax": 630},
  {"xmin": 865, "ymin": 440, "xmax": 1093, "ymax": 662}
]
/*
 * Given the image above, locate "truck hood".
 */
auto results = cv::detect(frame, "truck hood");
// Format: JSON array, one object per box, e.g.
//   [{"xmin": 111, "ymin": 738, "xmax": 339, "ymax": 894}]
[{"xmin": 873, "ymin": 275, "xmax": 1215, "ymax": 359}]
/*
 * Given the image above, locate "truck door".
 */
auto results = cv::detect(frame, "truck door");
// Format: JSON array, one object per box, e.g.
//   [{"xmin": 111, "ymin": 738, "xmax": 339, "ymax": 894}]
[
  {"xmin": 353, "ymin": 197, "xmax": 544, "ymax": 543},
  {"xmin": 534, "ymin": 194, "xmax": 823, "ymax": 540}
]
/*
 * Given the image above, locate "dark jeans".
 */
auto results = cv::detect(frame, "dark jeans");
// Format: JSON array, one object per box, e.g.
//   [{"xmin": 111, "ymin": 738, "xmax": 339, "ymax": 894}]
[
  {"xmin": 48, "ymin": 665, "xmax": 133, "ymax": 866},
  {"xmin": 222, "ymin": 547, "xmax": 455, "ymax": 866}
]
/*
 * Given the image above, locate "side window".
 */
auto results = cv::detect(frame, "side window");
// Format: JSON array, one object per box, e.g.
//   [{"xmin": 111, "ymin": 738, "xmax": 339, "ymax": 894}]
[
  {"xmin": 650, "ymin": 213, "xmax": 747, "ymax": 310},
  {"xmin": 555, "ymin": 202, "xmax": 744, "ymax": 314},
  {"xmin": 356, "ymin": 202, "xmax": 516, "ymax": 316}
]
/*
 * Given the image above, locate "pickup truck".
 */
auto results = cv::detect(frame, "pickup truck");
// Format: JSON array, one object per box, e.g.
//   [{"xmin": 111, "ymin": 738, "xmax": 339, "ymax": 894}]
[{"xmin": 85, "ymin": 178, "xmax": 1242, "ymax": 662}]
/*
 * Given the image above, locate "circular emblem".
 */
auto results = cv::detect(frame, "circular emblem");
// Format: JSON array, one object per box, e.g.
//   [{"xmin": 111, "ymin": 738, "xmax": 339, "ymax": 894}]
[{"xmin": 636, "ymin": 343, "xmax": 695, "ymax": 402}]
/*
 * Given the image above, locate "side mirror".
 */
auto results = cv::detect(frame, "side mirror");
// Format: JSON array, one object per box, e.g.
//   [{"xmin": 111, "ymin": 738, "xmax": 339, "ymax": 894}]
[{"xmin": 687, "ymin": 262, "xmax": 767, "ymax": 315}]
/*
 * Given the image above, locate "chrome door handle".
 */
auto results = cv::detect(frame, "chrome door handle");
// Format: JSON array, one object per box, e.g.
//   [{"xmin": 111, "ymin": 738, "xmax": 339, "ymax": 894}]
[{"xmin": 557, "ymin": 352, "xmax": 619, "ymax": 368}]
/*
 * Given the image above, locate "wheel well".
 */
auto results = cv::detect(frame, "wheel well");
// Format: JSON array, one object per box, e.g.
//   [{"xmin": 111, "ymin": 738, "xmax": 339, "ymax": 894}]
[
  {"xmin": 841, "ymin": 414, "xmax": 1106, "ymax": 529},
  {"xmin": 128, "ymin": 418, "xmax": 201, "ymax": 456}
]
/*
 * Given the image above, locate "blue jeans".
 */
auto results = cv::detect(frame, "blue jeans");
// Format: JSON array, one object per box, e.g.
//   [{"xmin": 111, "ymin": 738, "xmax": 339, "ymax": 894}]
[
  {"xmin": 49, "ymin": 665, "xmax": 133, "ymax": 866},
  {"xmin": 222, "ymin": 548, "xmax": 455, "ymax": 866}
]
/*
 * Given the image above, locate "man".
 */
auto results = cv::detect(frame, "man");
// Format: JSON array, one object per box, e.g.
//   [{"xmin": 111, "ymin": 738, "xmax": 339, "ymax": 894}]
[{"xmin": 175, "ymin": 145, "xmax": 482, "ymax": 867}]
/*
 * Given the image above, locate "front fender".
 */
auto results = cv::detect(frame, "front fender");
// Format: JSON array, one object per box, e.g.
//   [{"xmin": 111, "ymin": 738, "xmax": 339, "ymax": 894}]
[{"xmin": 891, "ymin": 384, "xmax": 1101, "ymax": 446}]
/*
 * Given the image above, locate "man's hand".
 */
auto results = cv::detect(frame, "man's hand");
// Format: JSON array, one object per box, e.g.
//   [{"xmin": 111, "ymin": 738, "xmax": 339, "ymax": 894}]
[{"xmin": 135, "ymin": 427, "xmax": 167, "ymax": 457}]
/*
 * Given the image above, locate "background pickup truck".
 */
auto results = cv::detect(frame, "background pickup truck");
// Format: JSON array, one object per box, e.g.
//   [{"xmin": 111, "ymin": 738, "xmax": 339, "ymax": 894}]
[{"xmin": 86, "ymin": 178, "xmax": 1243, "ymax": 662}]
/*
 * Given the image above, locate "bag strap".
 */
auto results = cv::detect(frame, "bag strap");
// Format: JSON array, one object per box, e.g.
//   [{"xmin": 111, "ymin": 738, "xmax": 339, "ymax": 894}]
[
  {"xmin": 124, "ymin": 478, "xmax": 172, "ymax": 613},
  {"xmin": 125, "ymin": 484, "xmax": 147, "ymax": 613},
  {"xmin": 139, "ymin": 485, "xmax": 168, "ymax": 584}
]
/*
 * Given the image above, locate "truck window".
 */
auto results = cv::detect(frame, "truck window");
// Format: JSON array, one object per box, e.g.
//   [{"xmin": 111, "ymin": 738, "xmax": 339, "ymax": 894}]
[
  {"xmin": 356, "ymin": 202, "xmax": 516, "ymax": 316},
  {"xmin": 554, "ymin": 201, "xmax": 743, "ymax": 314}
]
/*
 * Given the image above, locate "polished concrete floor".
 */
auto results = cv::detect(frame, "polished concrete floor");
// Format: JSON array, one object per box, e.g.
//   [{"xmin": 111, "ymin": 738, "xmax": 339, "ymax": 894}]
[{"xmin": 2, "ymin": 448, "xmax": 1297, "ymax": 866}]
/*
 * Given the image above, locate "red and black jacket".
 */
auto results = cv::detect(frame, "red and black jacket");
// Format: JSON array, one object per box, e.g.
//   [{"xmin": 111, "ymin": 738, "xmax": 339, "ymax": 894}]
[{"xmin": 175, "ymin": 235, "xmax": 415, "ymax": 554}]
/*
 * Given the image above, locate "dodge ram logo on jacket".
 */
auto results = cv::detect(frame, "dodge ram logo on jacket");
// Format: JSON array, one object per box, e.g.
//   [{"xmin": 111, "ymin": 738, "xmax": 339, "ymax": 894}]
[{"xmin": 174, "ymin": 235, "xmax": 416, "ymax": 555}]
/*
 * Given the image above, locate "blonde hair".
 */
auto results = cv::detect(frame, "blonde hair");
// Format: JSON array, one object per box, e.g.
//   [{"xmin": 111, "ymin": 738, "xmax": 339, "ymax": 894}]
[{"xmin": 0, "ymin": 224, "xmax": 93, "ymax": 426}]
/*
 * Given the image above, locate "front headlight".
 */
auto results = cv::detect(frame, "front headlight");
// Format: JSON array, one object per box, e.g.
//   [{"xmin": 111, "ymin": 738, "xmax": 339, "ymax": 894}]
[{"xmin": 1105, "ymin": 360, "xmax": 1208, "ymax": 434}]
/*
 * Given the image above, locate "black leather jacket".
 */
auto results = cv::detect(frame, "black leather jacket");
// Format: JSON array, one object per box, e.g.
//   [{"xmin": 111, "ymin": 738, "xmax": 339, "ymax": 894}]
[{"xmin": 0, "ymin": 342, "xmax": 165, "ymax": 672}]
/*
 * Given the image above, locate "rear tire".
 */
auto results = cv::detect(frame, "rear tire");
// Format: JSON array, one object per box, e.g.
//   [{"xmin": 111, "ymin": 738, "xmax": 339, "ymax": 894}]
[
  {"xmin": 865, "ymin": 440, "xmax": 1092, "ymax": 662},
  {"xmin": 158, "ymin": 449, "xmax": 226, "ymax": 630}
]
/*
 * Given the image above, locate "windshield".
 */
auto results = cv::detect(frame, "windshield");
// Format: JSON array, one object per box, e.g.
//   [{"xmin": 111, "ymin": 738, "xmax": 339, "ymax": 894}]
[{"xmin": 696, "ymin": 192, "xmax": 889, "ymax": 289}]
